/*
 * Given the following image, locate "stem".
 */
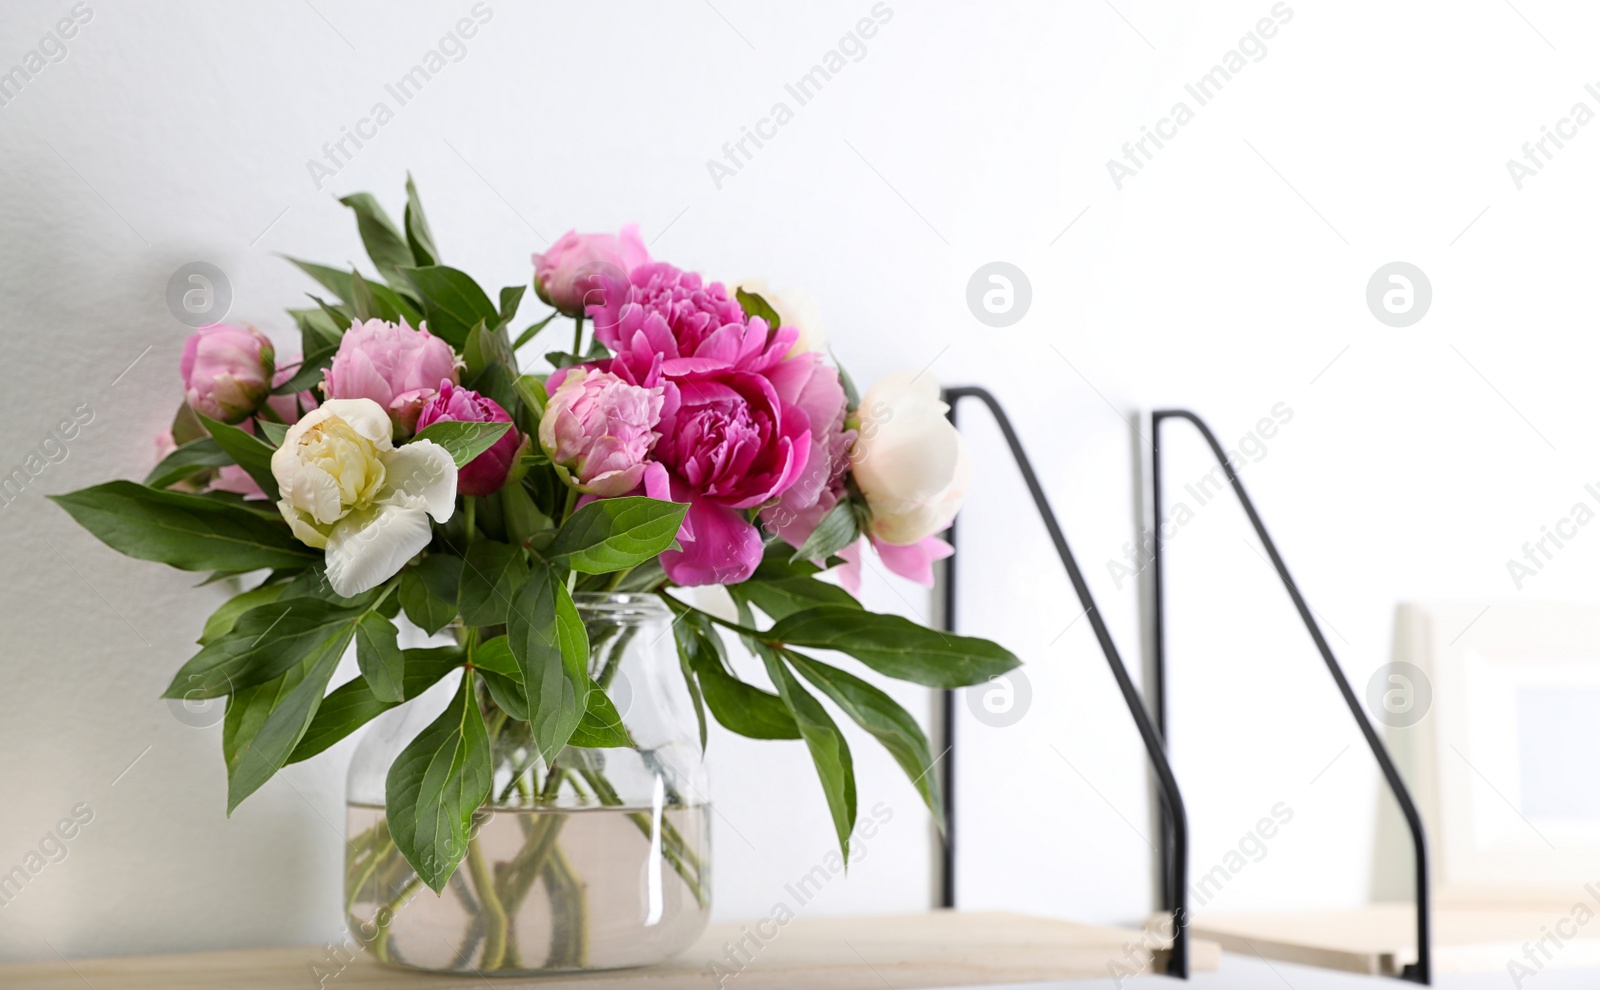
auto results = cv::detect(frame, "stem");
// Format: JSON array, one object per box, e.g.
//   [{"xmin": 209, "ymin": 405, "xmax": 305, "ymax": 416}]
[
  {"xmin": 464, "ymin": 497, "xmax": 477, "ymax": 541},
  {"xmin": 370, "ymin": 874, "xmax": 425, "ymax": 963},
  {"xmin": 466, "ymin": 837, "xmax": 509, "ymax": 970},
  {"xmin": 572, "ymin": 314, "xmax": 584, "ymax": 357}
]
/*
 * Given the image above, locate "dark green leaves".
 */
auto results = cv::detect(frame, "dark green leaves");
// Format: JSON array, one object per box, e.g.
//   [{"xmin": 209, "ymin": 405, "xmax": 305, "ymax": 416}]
[
  {"xmin": 770, "ymin": 606, "xmax": 1020, "ymax": 689},
  {"xmin": 222, "ymin": 631, "xmax": 347, "ymax": 812},
  {"xmin": 457, "ymin": 539, "xmax": 526, "ymax": 626},
  {"xmin": 790, "ymin": 500, "xmax": 861, "ymax": 562},
  {"xmin": 404, "ymin": 173, "xmax": 439, "ymax": 267},
  {"xmin": 49, "ymin": 481, "xmax": 316, "ymax": 573},
  {"xmin": 164, "ymin": 596, "xmax": 363, "ymax": 699},
  {"xmin": 398, "ymin": 266, "xmax": 498, "ymax": 349},
  {"xmin": 197, "ymin": 415, "xmax": 278, "ymax": 500},
  {"xmin": 760, "ymin": 647, "xmax": 856, "ymax": 864},
  {"xmin": 549, "ymin": 497, "xmax": 687, "ymax": 574},
  {"xmin": 199, "ymin": 582, "xmax": 288, "ymax": 645},
  {"xmin": 567, "ymin": 684, "xmax": 630, "ymax": 749},
  {"xmin": 144, "ymin": 438, "xmax": 231, "ymax": 489},
  {"xmin": 787, "ymin": 651, "xmax": 945, "ymax": 833},
  {"xmin": 411, "ymin": 421, "xmax": 512, "ymax": 468},
  {"xmin": 399, "ymin": 556, "xmax": 460, "ymax": 635},
  {"xmin": 733, "ymin": 574, "xmax": 860, "ymax": 622},
  {"xmin": 288, "ymin": 646, "xmax": 464, "ymax": 764},
  {"xmin": 385, "ymin": 671, "xmax": 493, "ymax": 893},
  {"xmin": 355, "ymin": 613, "xmax": 404, "ymax": 703},
  {"xmin": 340, "ymin": 192, "xmax": 415, "ymax": 291},
  {"xmin": 505, "ymin": 561, "xmax": 589, "ymax": 760},
  {"xmin": 735, "ymin": 288, "xmax": 783, "ymax": 329},
  {"xmin": 674, "ymin": 613, "xmax": 797, "ymax": 740}
]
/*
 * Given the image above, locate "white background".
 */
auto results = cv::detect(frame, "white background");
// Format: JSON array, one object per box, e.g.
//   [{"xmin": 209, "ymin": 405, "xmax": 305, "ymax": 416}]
[{"xmin": 3, "ymin": 1, "xmax": 1600, "ymax": 986}]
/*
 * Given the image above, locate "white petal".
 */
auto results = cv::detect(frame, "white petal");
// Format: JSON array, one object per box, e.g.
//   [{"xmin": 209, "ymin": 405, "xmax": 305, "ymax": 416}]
[
  {"xmin": 316, "ymin": 398, "xmax": 395, "ymax": 450},
  {"xmin": 379, "ymin": 440, "xmax": 457, "ymax": 522},
  {"xmin": 324, "ymin": 503, "xmax": 432, "ymax": 597},
  {"xmin": 277, "ymin": 499, "xmax": 328, "ymax": 549}
]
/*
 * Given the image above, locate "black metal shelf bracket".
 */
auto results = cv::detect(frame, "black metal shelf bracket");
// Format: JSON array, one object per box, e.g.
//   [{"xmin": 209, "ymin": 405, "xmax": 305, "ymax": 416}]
[
  {"xmin": 938, "ymin": 386, "xmax": 1190, "ymax": 979},
  {"xmin": 1150, "ymin": 409, "xmax": 1432, "ymax": 985}
]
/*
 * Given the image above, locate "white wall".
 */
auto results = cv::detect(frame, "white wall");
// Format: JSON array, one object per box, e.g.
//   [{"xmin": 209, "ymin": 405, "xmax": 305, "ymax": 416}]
[{"xmin": 3, "ymin": 0, "xmax": 1599, "ymax": 968}]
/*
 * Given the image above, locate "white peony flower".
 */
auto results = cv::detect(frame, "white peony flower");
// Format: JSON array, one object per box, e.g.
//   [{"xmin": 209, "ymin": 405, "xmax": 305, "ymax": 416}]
[
  {"xmin": 849, "ymin": 373, "xmax": 971, "ymax": 546},
  {"xmin": 271, "ymin": 398, "xmax": 456, "ymax": 597}
]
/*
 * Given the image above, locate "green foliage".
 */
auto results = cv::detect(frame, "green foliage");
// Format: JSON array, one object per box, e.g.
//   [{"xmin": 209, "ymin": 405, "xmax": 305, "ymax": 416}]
[
  {"xmin": 411, "ymin": 420, "xmax": 512, "ymax": 468},
  {"xmin": 769, "ymin": 605, "xmax": 1021, "ymax": 688},
  {"xmin": 144, "ymin": 438, "xmax": 232, "ymax": 489},
  {"xmin": 505, "ymin": 561, "xmax": 589, "ymax": 761},
  {"xmin": 548, "ymin": 497, "xmax": 687, "ymax": 574},
  {"xmin": 384, "ymin": 671, "xmax": 493, "ymax": 893},
  {"xmin": 49, "ymin": 482, "xmax": 316, "ymax": 573}
]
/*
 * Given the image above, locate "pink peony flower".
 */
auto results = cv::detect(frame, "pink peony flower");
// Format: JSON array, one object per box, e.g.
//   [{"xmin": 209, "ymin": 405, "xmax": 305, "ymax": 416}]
[
  {"xmin": 836, "ymin": 535, "xmax": 955, "ymax": 596},
  {"xmin": 182, "ymin": 323, "xmax": 274, "ymax": 424},
  {"xmin": 321, "ymin": 318, "xmax": 459, "ymax": 435},
  {"xmin": 532, "ymin": 225, "xmax": 651, "ymax": 317},
  {"xmin": 538, "ymin": 368, "xmax": 665, "ymax": 497},
  {"xmin": 760, "ymin": 362, "xmax": 852, "ymax": 549},
  {"xmin": 587, "ymin": 262, "xmax": 746, "ymax": 358},
  {"xmin": 416, "ymin": 380, "xmax": 520, "ymax": 497}
]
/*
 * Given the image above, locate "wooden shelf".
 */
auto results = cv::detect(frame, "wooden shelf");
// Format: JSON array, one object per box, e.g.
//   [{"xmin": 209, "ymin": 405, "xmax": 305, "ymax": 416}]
[
  {"xmin": 1, "ymin": 911, "xmax": 1219, "ymax": 989},
  {"xmin": 1191, "ymin": 904, "xmax": 1600, "ymax": 977}
]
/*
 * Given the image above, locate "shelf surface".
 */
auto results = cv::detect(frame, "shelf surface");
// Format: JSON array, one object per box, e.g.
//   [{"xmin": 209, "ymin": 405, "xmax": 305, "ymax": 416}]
[
  {"xmin": 1192, "ymin": 903, "xmax": 1600, "ymax": 976},
  {"xmin": 0, "ymin": 910, "xmax": 1219, "ymax": 989}
]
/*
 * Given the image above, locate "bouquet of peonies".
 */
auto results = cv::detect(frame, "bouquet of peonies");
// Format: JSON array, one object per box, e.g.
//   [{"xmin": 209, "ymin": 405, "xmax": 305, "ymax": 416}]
[{"xmin": 52, "ymin": 177, "xmax": 1017, "ymax": 896}]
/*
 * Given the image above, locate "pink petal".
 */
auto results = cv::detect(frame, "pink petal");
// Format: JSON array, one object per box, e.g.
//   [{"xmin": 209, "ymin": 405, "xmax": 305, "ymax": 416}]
[
  {"xmin": 660, "ymin": 499, "xmax": 762, "ymax": 586},
  {"xmin": 870, "ymin": 535, "xmax": 954, "ymax": 588}
]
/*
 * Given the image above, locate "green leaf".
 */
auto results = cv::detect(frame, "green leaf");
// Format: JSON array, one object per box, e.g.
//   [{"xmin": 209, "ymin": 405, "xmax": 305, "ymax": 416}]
[
  {"xmin": 498, "ymin": 284, "xmax": 526, "ymax": 327},
  {"xmin": 288, "ymin": 646, "xmax": 464, "ymax": 763},
  {"xmin": 790, "ymin": 500, "xmax": 860, "ymax": 563},
  {"xmin": 463, "ymin": 320, "xmax": 515, "ymax": 385},
  {"xmin": 349, "ymin": 269, "xmax": 382, "ymax": 322},
  {"xmin": 411, "ymin": 420, "xmax": 513, "ymax": 469},
  {"xmin": 49, "ymin": 481, "xmax": 317, "ymax": 573},
  {"xmin": 257, "ymin": 420, "xmax": 290, "ymax": 447},
  {"xmin": 163, "ymin": 596, "xmax": 364, "ymax": 699},
  {"xmin": 288, "ymin": 305, "xmax": 344, "ymax": 359},
  {"xmin": 222, "ymin": 628, "xmax": 348, "ymax": 812},
  {"xmin": 199, "ymin": 582, "xmax": 288, "ymax": 645},
  {"xmin": 399, "ymin": 556, "xmax": 461, "ymax": 635},
  {"xmin": 759, "ymin": 646, "xmax": 856, "ymax": 864},
  {"xmin": 284, "ymin": 257, "xmax": 356, "ymax": 307},
  {"xmin": 735, "ymin": 287, "xmax": 783, "ymax": 329},
  {"xmin": 355, "ymin": 612, "xmax": 404, "ymax": 703},
  {"xmin": 404, "ymin": 173, "xmax": 439, "ymax": 267},
  {"xmin": 733, "ymin": 574, "xmax": 860, "ymax": 622},
  {"xmin": 471, "ymin": 635, "xmax": 528, "ymax": 720},
  {"xmin": 197, "ymin": 414, "xmax": 279, "ymax": 500},
  {"xmin": 675, "ymin": 612, "xmax": 798, "ymax": 740},
  {"xmin": 505, "ymin": 560, "xmax": 589, "ymax": 761},
  {"xmin": 398, "ymin": 265, "xmax": 498, "ymax": 349},
  {"xmin": 567, "ymin": 683, "xmax": 631, "ymax": 748},
  {"xmin": 787, "ymin": 650, "xmax": 945, "ymax": 833},
  {"xmin": 549, "ymin": 497, "xmax": 688, "ymax": 574},
  {"xmin": 339, "ymin": 192, "xmax": 416, "ymax": 291},
  {"xmin": 384, "ymin": 671, "xmax": 493, "ymax": 893},
  {"xmin": 457, "ymin": 539, "xmax": 527, "ymax": 626},
  {"xmin": 512, "ymin": 313, "xmax": 558, "ymax": 353},
  {"xmin": 144, "ymin": 437, "xmax": 232, "ymax": 489},
  {"xmin": 833, "ymin": 350, "xmax": 861, "ymax": 410},
  {"xmin": 770, "ymin": 606, "xmax": 1021, "ymax": 689}
]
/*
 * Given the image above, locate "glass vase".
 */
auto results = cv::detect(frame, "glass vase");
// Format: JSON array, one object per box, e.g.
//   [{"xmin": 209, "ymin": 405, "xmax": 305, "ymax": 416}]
[{"xmin": 343, "ymin": 593, "xmax": 711, "ymax": 974}]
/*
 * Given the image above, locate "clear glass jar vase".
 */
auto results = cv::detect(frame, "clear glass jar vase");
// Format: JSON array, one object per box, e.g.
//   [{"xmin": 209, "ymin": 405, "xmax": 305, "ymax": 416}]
[{"xmin": 344, "ymin": 593, "xmax": 711, "ymax": 975}]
